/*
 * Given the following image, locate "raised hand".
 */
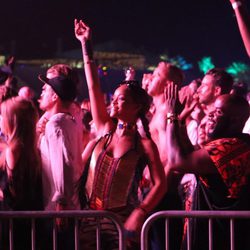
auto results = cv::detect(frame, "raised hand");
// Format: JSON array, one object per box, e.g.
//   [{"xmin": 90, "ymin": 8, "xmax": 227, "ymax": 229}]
[
  {"xmin": 7, "ymin": 56, "xmax": 15, "ymax": 67},
  {"xmin": 165, "ymin": 81, "xmax": 179, "ymax": 115},
  {"xmin": 124, "ymin": 66, "xmax": 136, "ymax": 81},
  {"xmin": 74, "ymin": 19, "xmax": 91, "ymax": 43},
  {"xmin": 229, "ymin": 0, "xmax": 243, "ymax": 3}
]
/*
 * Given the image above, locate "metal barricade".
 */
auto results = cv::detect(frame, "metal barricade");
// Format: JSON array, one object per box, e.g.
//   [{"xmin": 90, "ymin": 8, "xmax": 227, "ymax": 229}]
[
  {"xmin": 141, "ymin": 210, "xmax": 250, "ymax": 250},
  {"xmin": 0, "ymin": 210, "xmax": 126, "ymax": 250}
]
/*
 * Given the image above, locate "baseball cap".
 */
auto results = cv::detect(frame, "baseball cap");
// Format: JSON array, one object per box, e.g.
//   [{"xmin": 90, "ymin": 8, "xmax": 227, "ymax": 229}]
[{"xmin": 38, "ymin": 74, "xmax": 77, "ymax": 101}]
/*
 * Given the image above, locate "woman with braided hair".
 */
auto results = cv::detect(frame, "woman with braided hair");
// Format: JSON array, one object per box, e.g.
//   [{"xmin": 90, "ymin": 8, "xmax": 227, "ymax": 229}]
[{"xmin": 75, "ymin": 19, "xmax": 166, "ymax": 250}]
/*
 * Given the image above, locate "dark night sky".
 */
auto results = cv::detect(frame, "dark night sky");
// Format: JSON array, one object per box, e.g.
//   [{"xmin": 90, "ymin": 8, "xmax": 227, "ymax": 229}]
[{"xmin": 1, "ymin": 0, "xmax": 250, "ymax": 67}]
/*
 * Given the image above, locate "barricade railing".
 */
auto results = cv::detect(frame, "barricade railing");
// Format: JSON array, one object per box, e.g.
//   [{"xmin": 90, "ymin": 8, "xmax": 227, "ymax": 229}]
[
  {"xmin": 3, "ymin": 209, "xmax": 250, "ymax": 250},
  {"xmin": 141, "ymin": 210, "xmax": 250, "ymax": 250},
  {"xmin": 0, "ymin": 210, "xmax": 126, "ymax": 250}
]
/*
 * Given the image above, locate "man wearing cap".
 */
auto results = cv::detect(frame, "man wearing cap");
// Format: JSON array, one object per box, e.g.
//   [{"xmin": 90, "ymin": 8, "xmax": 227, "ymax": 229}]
[{"xmin": 38, "ymin": 72, "xmax": 81, "ymax": 249}]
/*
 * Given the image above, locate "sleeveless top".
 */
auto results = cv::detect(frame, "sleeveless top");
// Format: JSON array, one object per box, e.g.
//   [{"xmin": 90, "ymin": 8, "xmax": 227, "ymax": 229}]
[{"xmin": 80, "ymin": 132, "xmax": 147, "ymax": 211}]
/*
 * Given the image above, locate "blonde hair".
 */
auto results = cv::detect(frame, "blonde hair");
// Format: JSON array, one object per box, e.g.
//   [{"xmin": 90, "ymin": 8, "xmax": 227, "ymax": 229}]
[
  {"xmin": 1, "ymin": 97, "xmax": 38, "ymax": 147},
  {"xmin": 0, "ymin": 97, "xmax": 41, "ymax": 205},
  {"xmin": 158, "ymin": 62, "xmax": 184, "ymax": 86}
]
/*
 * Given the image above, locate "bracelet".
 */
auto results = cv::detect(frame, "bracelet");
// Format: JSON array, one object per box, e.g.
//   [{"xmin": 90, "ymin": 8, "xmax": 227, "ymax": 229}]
[
  {"xmin": 166, "ymin": 112, "xmax": 179, "ymax": 124},
  {"xmin": 232, "ymin": 1, "xmax": 242, "ymax": 9},
  {"xmin": 166, "ymin": 112, "xmax": 177, "ymax": 119},
  {"xmin": 84, "ymin": 60, "xmax": 95, "ymax": 64},
  {"xmin": 167, "ymin": 117, "xmax": 179, "ymax": 124},
  {"xmin": 83, "ymin": 40, "xmax": 94, "ymax": 59}
]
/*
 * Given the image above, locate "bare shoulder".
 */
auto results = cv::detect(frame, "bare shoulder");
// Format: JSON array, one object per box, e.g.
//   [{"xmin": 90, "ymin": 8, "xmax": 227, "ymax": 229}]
[
  {"xmin": 82, "ymin": 137, "xmax": 99, "ymax": 156},
  {"xmin": 140, "ymin": 137, "xmax": 160, "ymax": 157},
  {"xmin": 141, "ymin": 137, "xmax": 157, "ymax": 149},
  {"xmin": 95, "ymin": 120, "xmax": 116, "ymax": 137}
]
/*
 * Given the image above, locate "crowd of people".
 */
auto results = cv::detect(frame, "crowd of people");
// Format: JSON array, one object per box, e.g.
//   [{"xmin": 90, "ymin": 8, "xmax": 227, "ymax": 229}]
[{"xmin": 0, "ymin": 0, "xmax": 249, "ymax": 250}]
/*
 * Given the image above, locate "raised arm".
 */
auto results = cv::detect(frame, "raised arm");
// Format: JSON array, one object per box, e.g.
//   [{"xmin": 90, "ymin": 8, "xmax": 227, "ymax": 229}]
[
  {"xmin": 229, "ymin": 0, "xmax": 250, "ymax": 57},
  {"xmin": 74, "ymin": 19, "xmax": 113, "ymax": 134},
  {"xmin": 165, "ymin": 82, "xmax": 215, "ymax": 175}
]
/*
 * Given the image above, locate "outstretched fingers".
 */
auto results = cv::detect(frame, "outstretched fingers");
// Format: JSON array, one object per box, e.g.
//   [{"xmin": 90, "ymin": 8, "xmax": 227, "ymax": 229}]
[
  {"xmin": 165, "ymin": 81, "xmax": 176, "ymax": 101},
  {"xmin": 164, "ymin": 81, "xmax": 180, "ymax": 114},
  {"xmin": 80, "ymin": 20, "xmax": 89, "ymax": 29},
  {"xmin": 174, "ymin": 83, "xmax": 178, "ymax": 100}
]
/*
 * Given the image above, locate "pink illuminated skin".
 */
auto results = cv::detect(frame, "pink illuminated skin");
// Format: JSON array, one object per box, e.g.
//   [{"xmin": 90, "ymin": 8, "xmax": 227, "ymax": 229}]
[
  {"xmin": 197, "ymin": 74, "xmax": 222, "ymax": 115},
  {"xmin": 141, "ymin": 73, "xmax": 152, "ymax": 92},
  {"xmin": 37, "ymin": 64, "xmax": 80, "ymax": 143},
  {"xmin": 165, "ymin": 81, "xmax": 219, "ymax": 174},
  {"xmin": 229, "ymin": 0, "xmax": 250, "ymax": 57},
  {"xmin": 148, "ymin": 62, "xmax": 183, "ymax": 167},
  {"xmin": 18, "ymin": 86, "xmax": 35, "ymax": 100},
  {"xmin": 124, "ymin": 67, "xmax": 136, "ymax": 81},
  {"xmin": 165, "ymin": 82, "xmax": 250, "ymax": 174}
]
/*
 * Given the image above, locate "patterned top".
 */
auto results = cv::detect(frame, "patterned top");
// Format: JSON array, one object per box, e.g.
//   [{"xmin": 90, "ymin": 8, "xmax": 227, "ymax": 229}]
[
  {"xmin": 180, "ymin": 136, "xmax": 250, "ymax": 250},
  {"xmin": 203, "ymin": 137, "xmax": 250, "ymax": 199},
  {"xmin": 84, "ymin": 133, "xmax": 146, "ymax": 212}
]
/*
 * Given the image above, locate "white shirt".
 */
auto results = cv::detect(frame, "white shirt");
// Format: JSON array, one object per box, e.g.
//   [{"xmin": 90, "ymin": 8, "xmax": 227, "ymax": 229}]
[
  {"xmin": 187, "ymin": 119, "xmax": 198, "ymax": 146},
  {"xmin": 39, "ymin": 113, "xmax": 82, "ymax": 210},
  {"xmin": 243, "ymin": 116, "xmax": 250, "ymax": 134}
]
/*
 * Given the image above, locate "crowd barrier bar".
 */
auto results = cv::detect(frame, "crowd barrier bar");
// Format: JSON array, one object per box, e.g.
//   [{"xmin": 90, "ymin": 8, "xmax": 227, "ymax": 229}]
[
  {"xmin": 140, "ymin": 210, "xmax": 250, "ymax": 250},
  {"xmin": 0, "ymin": 210, "xmax": 126, "ymax": 250}
]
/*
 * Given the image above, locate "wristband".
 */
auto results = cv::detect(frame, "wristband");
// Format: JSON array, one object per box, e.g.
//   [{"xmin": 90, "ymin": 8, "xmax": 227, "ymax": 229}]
[
  {"xmin": 166, "ymin": 112, "xmax": 177, "ymax": 118},
  {"xmin": 232, "ymin": 1, "xmax": 242, "ymax": 9},
  {"xmin": 84, "ymin": 60, "xmax": 95, "ymax": 64},
  {"xmin": 82, "ymin": 40, "xmax": 94, "ymax": 59},
  {"xmin": 166, "ymin": 112, "xmax": 179, "ymax": 124}
]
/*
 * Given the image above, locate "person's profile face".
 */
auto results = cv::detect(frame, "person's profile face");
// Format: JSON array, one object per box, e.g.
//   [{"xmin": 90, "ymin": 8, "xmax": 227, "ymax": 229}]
[
  {"xmin": 38, "ymin": 84, "xmax": 55, "ymax": 111},
  {"xmin": 147, "ymin": 68, "xmax": 166, "ymax": 96},
  {"xmin": 142, "ymin": 73, "xmax": 152, "ymax": 92},
  {"xmin": 197, "ymin": 75, "xmax": 216, "ymax": 105},
  {"xmin": 110, "ymin": 85, "xmax": 139, "ymax": 119}
]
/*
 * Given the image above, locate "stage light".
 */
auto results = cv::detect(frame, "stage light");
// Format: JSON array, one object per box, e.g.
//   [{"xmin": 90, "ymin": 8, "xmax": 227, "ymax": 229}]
[{"xmin": 198, "ymin": 57, "xmax": 215, "ymax": 74}]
